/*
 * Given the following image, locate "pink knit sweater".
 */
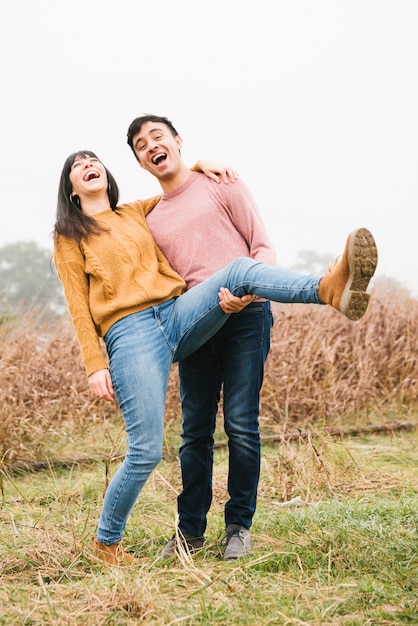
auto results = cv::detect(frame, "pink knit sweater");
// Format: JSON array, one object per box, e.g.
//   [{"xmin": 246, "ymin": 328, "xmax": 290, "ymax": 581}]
[{"xmin": 146, "ymin": 172, "xmax": 276, "ymax": 289}]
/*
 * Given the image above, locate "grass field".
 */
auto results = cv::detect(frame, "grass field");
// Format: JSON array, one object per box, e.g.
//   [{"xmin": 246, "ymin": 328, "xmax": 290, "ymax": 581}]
[
  {"xmin": 1, "ymin": 290, "xmax": 417, "ymax": 624},
  {"xmin": 1, "ymin": 426, "xmax": 417, "ymax": 625}
]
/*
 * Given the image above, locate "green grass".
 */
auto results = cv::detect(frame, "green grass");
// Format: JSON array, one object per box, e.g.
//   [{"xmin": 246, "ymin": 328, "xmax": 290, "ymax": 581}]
[{"xmin": 1, "ymin": 428, "xmax": 417, "ymax": 625}]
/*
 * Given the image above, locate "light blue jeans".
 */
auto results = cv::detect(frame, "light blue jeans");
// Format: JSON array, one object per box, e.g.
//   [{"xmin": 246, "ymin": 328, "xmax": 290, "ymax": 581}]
[{"xmin": 98, "ymin": 257, "xmax": 322, "ymax": 544}]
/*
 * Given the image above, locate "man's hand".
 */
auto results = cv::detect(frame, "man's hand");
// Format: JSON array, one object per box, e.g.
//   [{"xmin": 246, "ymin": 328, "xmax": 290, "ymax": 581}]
[
  {"xmin": 218, "ymin": 287, "xmax": 257, "ymax": 313},
  {"xmin": 88, "ymin": 368, "xmax": 115, "ymax": 402}
]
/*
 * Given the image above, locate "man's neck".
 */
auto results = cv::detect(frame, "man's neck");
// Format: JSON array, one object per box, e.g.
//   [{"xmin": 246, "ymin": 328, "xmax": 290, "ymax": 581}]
[{"xmin": 158, "ymin": 162, "xmax": 192, "ymax": 194}]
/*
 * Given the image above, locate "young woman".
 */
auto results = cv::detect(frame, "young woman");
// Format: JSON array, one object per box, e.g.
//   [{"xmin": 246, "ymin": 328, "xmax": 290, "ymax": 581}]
[{"xmin": 54, "ymin": 150, "xmax": 378, "ymax": 565}]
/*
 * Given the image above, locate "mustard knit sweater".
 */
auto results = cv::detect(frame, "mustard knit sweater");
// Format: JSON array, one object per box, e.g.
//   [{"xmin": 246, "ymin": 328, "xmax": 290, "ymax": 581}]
[{"xmin": 54, "ymin": 196, "xmax": 186, "ymax": 376}]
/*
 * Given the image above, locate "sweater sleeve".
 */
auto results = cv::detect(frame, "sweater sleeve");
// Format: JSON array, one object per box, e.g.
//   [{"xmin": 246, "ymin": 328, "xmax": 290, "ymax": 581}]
[
  {"xmin": 141, "ymin": 194, "xmax": 162, "ymax": 217},
  {"xmin": 54, "ymin": 236, "xmax": 107, "ymax": 377},
  {"xmin": 224, "ymin": 178, "xmax": 277, "ymax": 266},
  {"xmin": 188, "ymin": 171, "xmax": 276, "ymax": 265}
]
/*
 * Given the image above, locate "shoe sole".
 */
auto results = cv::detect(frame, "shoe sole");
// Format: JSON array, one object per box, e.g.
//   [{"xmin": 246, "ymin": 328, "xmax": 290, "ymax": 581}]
[{"xmin": 340, "ymin": 228, "xmax": 378, "ymax": 320}]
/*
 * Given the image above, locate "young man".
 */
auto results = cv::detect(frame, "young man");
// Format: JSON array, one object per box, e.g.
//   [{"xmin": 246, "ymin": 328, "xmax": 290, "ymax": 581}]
[{"xmin": 127, "ymin": 114, "xmax": 276, "ymax": 560}]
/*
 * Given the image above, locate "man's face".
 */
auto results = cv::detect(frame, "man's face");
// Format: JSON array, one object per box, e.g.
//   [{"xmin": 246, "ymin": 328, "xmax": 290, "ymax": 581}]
[{"xmin": 131, "ymin": 121, "xmax": 183, "ymax": 180}]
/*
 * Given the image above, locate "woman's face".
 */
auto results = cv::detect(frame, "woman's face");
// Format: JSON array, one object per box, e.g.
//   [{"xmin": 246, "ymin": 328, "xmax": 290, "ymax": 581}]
[{"xmin": 69, "ymin": 155, "xmax": 108, "ymax": 199}]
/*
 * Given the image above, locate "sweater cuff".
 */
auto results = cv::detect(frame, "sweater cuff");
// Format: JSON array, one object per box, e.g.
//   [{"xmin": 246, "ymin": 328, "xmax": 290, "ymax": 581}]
[{"xmin": 85, "ymin": 354, "xmax": 108, "ymax": 378}]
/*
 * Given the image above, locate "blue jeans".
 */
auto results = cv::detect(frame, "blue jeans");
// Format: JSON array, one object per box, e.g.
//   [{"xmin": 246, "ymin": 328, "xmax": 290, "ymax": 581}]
[
  {"xmin": 98, "ymin": 257, "xmax": 322, "ymax": 544},
  {"xmin": 178, "ymin": 300, "xmax": 273, "ymax": 537}
]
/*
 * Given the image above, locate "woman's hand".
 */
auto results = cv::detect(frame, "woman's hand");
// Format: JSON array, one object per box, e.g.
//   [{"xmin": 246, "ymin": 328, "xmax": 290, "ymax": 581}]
[
  {"xmin": 194, "ymin": 160, "xmax": 239, "ymax": 184},
  {"xmin": 88, "ymin": 368, "xmax": 115, "ymax": 402},
  {"xmin": 218, "ymin": 287, "xmax": 256, "ymax": 313}
]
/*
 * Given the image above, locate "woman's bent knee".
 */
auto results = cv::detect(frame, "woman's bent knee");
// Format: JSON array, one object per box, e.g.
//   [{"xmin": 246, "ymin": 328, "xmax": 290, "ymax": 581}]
[{"xmin": 127, "ymin": 449, "xmax": 162, "ymax": 469}]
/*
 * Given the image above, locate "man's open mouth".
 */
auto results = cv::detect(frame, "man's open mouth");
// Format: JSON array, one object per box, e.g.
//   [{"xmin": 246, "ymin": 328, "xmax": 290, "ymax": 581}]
[{"xmin": 152, "ymin": 154, "xmax": 167, "ymax": 165}]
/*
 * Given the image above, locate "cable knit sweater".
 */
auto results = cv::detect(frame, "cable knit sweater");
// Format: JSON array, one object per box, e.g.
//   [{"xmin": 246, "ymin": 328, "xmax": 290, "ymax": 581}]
[{"xmin": 54, "ymin": 195, "xmax": 186, "ymax": 376}]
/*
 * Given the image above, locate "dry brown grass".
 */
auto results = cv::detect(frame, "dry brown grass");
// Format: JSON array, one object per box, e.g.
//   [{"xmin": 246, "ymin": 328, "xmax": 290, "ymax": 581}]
[
  {"xmin": 0, "ymin": 311, "xmax": 117, "ymax": 466},
  {"xmin": 262, "ymin": 287, "xmax": 418, "ymax": 429},
  {"xmin": 0, "ymin": 286, "xmax": 417, "ymax": 467}
]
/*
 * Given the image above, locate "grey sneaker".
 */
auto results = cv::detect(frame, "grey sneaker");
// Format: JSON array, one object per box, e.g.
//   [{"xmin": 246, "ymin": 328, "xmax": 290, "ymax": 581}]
[
  {"xmin": 161, "ymin": 531, "xmax": 205, "ymax": 559},
  {"xmin": 223, "ymin": 524, "xmax": 252, "ymax": 560}
]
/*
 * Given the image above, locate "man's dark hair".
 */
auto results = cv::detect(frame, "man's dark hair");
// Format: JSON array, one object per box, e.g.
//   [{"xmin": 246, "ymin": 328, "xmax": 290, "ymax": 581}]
[{"xmin": 126, "ymin": 114, "xmax": 179, "ymax": 159}]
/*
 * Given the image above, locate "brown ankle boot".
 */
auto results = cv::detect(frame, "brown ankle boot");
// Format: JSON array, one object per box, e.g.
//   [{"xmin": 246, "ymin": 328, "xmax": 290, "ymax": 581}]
[
  {"xmin": 92, "ymin": 537, "xmax": 136, "ymax": 566},
  {"xmin": 318, "ymin": 228, "xmax": 378, "ymax": 320}
]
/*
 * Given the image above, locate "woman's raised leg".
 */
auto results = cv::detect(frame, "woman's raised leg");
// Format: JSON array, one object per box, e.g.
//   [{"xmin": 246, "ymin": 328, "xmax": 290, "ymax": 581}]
[{"xmin": 167, "ymin": 227, "xmax": 377, "ymax": 361}]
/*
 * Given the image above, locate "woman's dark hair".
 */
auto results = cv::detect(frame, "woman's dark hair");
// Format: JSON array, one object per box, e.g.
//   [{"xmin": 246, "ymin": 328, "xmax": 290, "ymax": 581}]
[{"xmin": 54, "ymin": 150, "xmax": 119, "ymax": 244}]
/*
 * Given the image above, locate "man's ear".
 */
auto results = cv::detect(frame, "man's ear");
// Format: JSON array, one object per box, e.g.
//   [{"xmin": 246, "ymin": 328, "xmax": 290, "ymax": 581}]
[{"xmin": 175, "ymin": 134, "xmax": 183, "ymax": 152}]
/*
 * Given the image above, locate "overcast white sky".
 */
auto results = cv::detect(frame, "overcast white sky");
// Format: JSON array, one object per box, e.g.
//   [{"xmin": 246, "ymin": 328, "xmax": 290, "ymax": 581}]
[{"xmin": 1, "ymin": 1, "xmax": 417, "ymax": 295}]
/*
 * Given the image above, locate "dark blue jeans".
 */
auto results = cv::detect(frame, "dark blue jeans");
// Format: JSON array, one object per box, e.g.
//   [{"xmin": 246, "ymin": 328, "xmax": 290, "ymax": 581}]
[{"xmin": 177, "ymin": 300, "xmax": 273, "ymax": 536}]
